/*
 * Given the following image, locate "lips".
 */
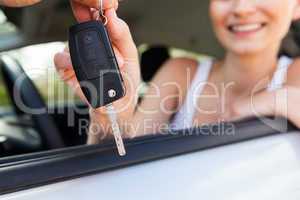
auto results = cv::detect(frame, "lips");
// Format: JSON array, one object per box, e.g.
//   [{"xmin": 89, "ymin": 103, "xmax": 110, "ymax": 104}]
[{"xmin": 228, "ymin": 23, "xmax": 266, "ymax": 34}]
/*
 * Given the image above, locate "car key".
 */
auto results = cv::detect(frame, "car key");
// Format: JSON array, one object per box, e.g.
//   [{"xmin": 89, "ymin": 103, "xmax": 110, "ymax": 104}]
[
  {"xmin": 69, "ymin": 21, "xmax": 125, "ymax": 108},
  {"xmin": 68, "ymin": 2, "xmax": 126, "ymax": 156}
]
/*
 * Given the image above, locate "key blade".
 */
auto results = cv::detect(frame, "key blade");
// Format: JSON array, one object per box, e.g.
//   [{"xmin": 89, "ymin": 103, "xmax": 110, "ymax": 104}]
[{"xmin": 106, "ymin": 104, "xmax": 126, "ymax": 156}]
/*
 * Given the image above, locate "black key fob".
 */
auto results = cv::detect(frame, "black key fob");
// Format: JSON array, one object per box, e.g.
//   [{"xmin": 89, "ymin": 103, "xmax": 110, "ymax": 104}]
[{"xmin": 69, "ymin": 20, "xmax": 125, "ymax": 108}]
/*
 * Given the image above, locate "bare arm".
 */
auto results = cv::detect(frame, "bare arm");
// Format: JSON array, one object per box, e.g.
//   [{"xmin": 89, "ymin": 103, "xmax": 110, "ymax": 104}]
[
  {"xmin": 226, "ymin": 58, "xmax": 300, "ymax": 128},
  {"xmin": 129, "ymin": 58, "xmax": 198, "ymax": 137}
]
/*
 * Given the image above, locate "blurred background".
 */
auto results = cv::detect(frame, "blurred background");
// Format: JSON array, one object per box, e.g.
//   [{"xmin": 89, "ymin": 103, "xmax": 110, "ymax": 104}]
[
  {"xmin": 1, "ymin": 0, "xmax": 300, "ymax": 156},
  {"xmin": 0, "ymin": 0, "xmax": 220, "ymax": 108},
  {"xmin": 0, "ymin": 0, "xmax": 219, "ymax": 156}
]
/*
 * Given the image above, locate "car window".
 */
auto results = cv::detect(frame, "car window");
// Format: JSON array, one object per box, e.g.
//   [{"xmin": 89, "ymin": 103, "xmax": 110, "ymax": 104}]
[
  {"xmin": 0, "ymin": 1, "xmax": 299, "ymax": 195},
  {"xmin": 0, "ymin": 3, "xmax": 216, "ymax": 159},
  {"xmin": 0, "ymin": 0, "xmax": 297, "ymax": 164},
  {"xmin": 2, "ymin": 42, "xmax": 81, "ymax": 105},
  {"xmin": 0, "ymin": 7, "xmax": 89, "ymax": 158},
  {"xmin": 0, "ymin": 2, "xmax": 265, "ymax": 160},
  {"xmin": 0, "ymin": 9, "xmax": 20, "ymax": 108}
]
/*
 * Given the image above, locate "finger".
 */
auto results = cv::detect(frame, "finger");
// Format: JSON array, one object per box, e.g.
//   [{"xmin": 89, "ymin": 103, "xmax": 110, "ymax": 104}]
[
  {"xmin": 105, "ymin": 8, "xmax": 138, "ymax": 60},
  {"xmin": 64, "ymin": 46, "xmax": 70, "ymax": 53},
  {"xmin": 71, "ymin": 0, "xmax": 118, "ymax": 22},
  {"xmin": 54, "ymin": 57, "xmax": 87, "ymax": 103},
  {"xmin": 71, "ymin": 81, "xmax": 90, "ymax": 102},
  {"xmin": 112, "ymin": 46, "xmax": 125, "ymax": 68},
  {"xmin": 73, "ymin": 0, "xmax": 118, "ymax": 10},
  {"xmin": 70, "ymin": 0, "xmax": 92, "ymax": 22},
  {"xmin": 53, "ymin": 52, "xmax": 78, "ymax": 85},
  {"xmin": 54, "ymin": 52, "xmax": 72, "ymax": 71},
  {"xmin": 1, "ymin": 0, "xmax": 41, "ymax": 7}
]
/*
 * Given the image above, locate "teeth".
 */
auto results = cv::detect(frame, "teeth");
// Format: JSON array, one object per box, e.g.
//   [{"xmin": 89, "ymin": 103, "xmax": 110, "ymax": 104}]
[{"xmin": 231, "ymin": 23, "xmax": 262, "ymax": 32}]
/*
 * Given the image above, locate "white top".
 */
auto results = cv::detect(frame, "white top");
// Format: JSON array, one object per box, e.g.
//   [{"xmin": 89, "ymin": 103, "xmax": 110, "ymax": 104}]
[{"xmin": 170, "ymin": 56, "xmax": 293, "ymax": 130}]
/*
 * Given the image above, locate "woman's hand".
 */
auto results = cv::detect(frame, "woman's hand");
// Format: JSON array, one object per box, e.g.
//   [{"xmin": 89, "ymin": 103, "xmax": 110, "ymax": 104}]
[
  {"xmin": 54, "ymin": 0, "xmax": 141, "ymax": 143},
  {"xmin": 70, "ymin": 0, "xmax": 119, "ymax": 22},
  {"xmin": 0, "ymin": 0, "xmax": 116, "ymax": 8},
  {"xmin": 0, "ymin": 0, "xmax": 41, "ymax": 7},
  {"xmin": 227, "ymin": 86, "xmax": 300, "ymax": 128}
]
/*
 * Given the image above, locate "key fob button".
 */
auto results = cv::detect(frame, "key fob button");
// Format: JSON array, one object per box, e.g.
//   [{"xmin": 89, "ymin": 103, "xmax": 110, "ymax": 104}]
[{"xmin": 83, "ymin": 33, "xmax": 94, "ymax": 44}]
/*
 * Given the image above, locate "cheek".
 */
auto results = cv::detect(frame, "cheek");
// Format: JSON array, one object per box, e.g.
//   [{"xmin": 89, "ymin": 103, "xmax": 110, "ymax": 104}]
[
  {"xmin": 209, "ymin": 1, "xmax": 231, "ymax": 30},
  {"xmin": 209, "ymin": 1, "xmax": 233, "ymax": 50},
  {"xmin": 260, "ymin": 0, "xmax": 294, "ymax": 39}
]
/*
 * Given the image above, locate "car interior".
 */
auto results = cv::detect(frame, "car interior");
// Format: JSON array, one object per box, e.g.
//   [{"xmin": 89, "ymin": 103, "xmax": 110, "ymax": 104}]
[{"xmin": 0, "ymin": 0, "xmax": 300, "ymax": 194}]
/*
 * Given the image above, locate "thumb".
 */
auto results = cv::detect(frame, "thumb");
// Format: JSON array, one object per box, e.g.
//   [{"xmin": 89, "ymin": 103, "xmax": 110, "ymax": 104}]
[
  {"xmin": 105, "ymin": 8, "xmax": 138, "ymax": 60},
  {"xmin": 70, "ymin": 0, "xmax": 92, "ymax": 22}
]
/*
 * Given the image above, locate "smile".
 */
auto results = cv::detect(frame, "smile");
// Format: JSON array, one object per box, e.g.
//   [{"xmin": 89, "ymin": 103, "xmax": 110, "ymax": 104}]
[{"xmin": 228, "ymin": 23, "xmax": 267, "ymax": 34}]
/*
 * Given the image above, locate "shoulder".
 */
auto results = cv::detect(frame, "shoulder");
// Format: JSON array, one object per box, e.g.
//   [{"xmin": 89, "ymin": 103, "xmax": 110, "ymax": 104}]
[{"xmin": 287, "ymin": 58, "xmax": 300, "ymax": 87}]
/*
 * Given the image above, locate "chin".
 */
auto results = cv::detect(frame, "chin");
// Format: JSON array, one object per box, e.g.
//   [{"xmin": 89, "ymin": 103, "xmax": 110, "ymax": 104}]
[{"xmin": 226, "ymin": 42, "xmax": 267, "ymax": 56}]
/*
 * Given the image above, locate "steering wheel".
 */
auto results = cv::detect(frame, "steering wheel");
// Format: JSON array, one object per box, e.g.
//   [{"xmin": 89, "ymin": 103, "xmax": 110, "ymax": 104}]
[{"xmin": 0, "ymin": 55, "xmax": 64, "ymax": 149}]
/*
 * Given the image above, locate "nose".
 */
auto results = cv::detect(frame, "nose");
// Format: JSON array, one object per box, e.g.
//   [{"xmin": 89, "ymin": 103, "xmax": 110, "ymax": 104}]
[{"xmin": 232, "ymin": 0, "xmax": 256, "ymax": 18}]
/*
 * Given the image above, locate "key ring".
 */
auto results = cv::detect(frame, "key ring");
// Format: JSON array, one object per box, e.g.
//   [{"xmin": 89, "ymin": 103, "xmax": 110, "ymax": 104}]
[{"xmin": 97, "ymin": 0, "xmax": 108, "ymax": 25}]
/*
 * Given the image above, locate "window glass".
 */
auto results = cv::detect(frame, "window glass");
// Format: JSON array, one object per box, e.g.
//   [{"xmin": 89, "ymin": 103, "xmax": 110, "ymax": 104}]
[{"xmin": 3, "ymin": 42, "xmax": 81, "ymax": 106}]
